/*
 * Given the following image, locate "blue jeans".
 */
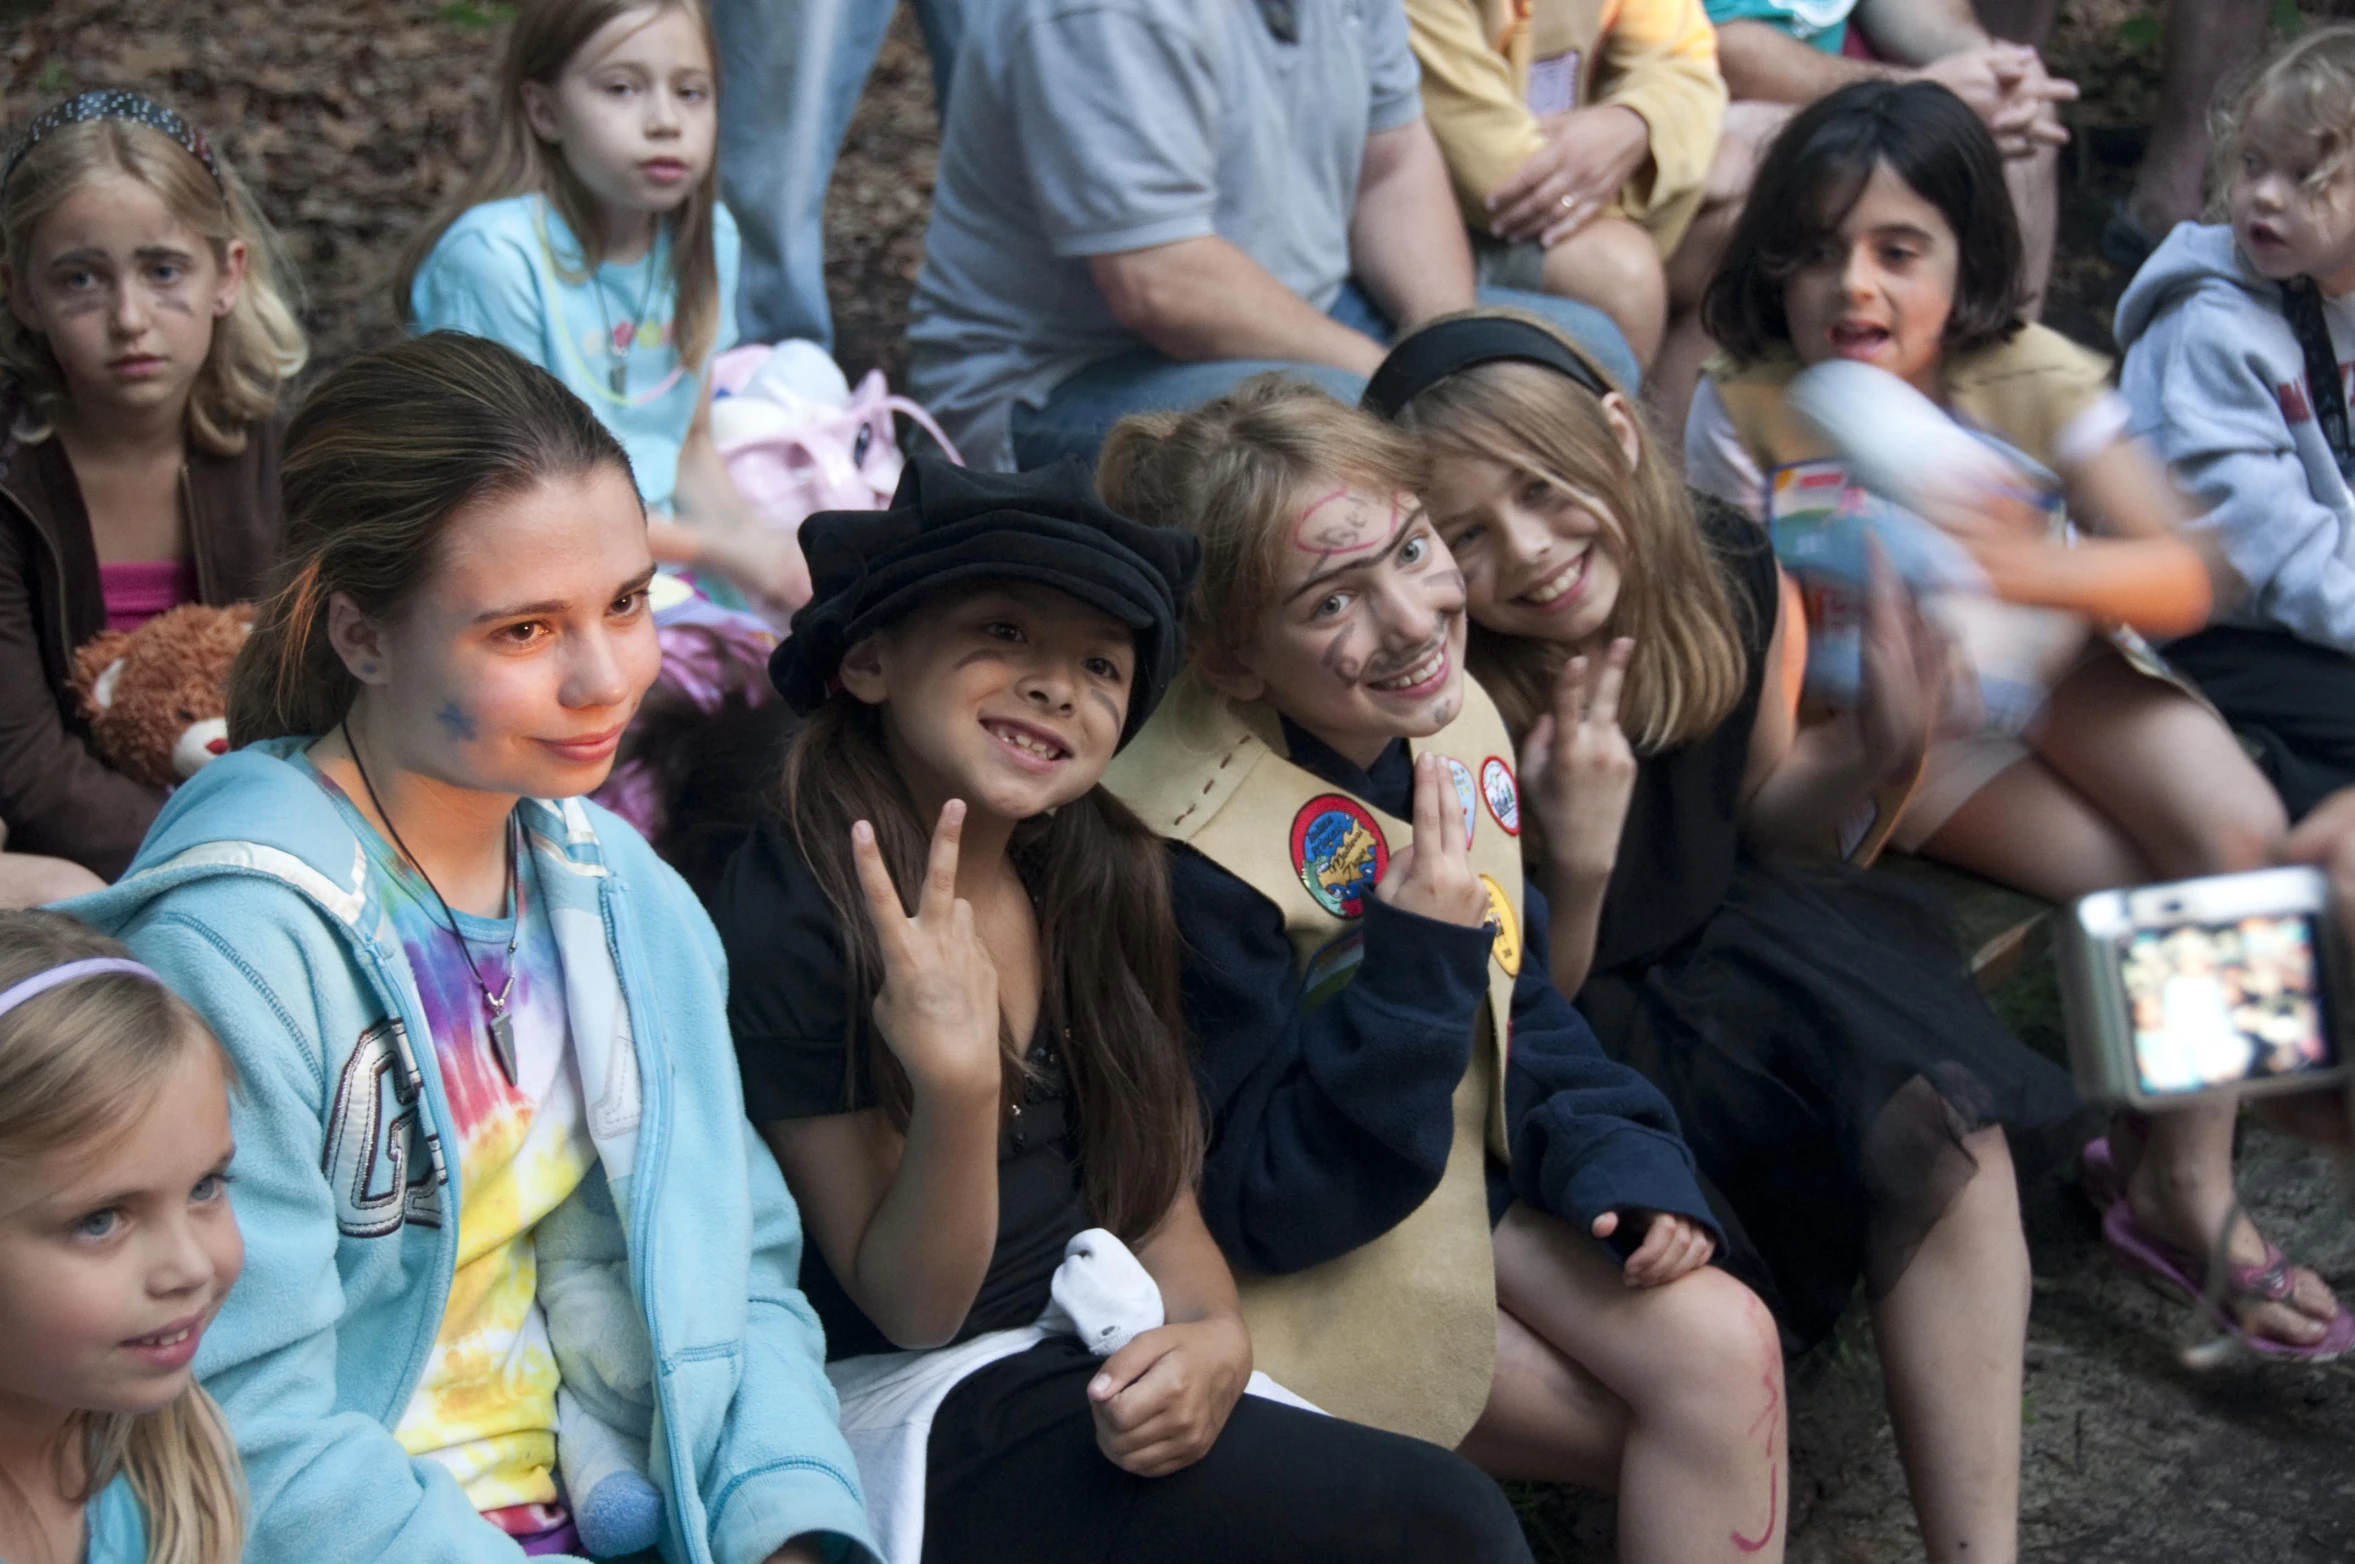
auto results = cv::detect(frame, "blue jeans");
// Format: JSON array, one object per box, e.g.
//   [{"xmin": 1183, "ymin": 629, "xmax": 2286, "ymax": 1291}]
[
  {"xmin": 712, "ymin": 0, "xmax": 964, "ymax": 348},
  {"xmin": 1008, "ymin": 283, "xmax": 1639, "ymax": 472}
]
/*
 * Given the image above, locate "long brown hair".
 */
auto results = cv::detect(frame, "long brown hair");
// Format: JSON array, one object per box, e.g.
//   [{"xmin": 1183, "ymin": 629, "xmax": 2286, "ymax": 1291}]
[
  {"xmin": 0, "ymin": 116, "xmax": 306, "ymax": 455},
  {"xmin": 1390, "ymin": 313, "xmax": 1751, "ymax": 752},
  {"xmin": 778, "ymin": 684, "xmax": 1201, "ymax": 1242},
  {"xmin": 226, "ymin": 331, "xmax": 633, "ymax": 745},
  {"xmin": 392, "ymin": 0, "xmax": 725, "ymax": 372},
  {"xmin": 1096, "ymin": 373, "xmax": 1430, "ymax": 665},
  {"xmin": 0, "ymin": 911, "xmax": 243, "ymax": 1564}
]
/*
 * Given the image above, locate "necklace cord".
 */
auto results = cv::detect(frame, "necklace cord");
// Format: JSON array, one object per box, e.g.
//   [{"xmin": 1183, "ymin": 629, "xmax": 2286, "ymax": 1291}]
[{"xmin": 339, "ymin": 719, "xmax": 522, "ymax": 1019}]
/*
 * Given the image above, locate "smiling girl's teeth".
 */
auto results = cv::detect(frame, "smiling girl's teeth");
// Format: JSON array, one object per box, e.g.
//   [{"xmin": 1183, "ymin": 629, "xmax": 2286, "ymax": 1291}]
[
  {"xmin": 989, "ymin": 723, "xmax": 1063, "ymax": 759},
  {"xmin": 1371, "ymin": 645, "xmax": 1446, "ymax": 692},
  {"xmin": 134, "ymin": 1326, "xmax": 192, "ymax": 1347},
  {"xmin": 1525, "ymin": 554, "xmax": 1586, "ymax": 605}
]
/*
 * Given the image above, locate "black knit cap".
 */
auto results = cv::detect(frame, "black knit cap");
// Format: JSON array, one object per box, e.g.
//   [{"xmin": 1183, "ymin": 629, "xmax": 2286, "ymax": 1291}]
[{"xmin": 769, "ymin": 454, "xmax": 1200, "ymax": 742}]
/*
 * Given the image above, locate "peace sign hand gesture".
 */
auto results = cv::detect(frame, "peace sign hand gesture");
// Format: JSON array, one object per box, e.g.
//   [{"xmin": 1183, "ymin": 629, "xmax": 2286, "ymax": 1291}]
[
  {"xmin": 850, "ymin": 801, "xmax": 1001, "ymax": 1102},
  {"xmin": 1522, "ymin": 638, "xmax": 1638, "ymax": 888},
  {"xmin": 1376, "ymin": 753, "xmax": 1490, "ymax": 928}
]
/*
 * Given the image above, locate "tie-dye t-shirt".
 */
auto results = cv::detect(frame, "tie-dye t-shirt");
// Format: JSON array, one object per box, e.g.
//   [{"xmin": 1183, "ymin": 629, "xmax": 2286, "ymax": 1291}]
[{"xmin": 302, "ymin": 762, "xmax": 594, "ymax": 1520}]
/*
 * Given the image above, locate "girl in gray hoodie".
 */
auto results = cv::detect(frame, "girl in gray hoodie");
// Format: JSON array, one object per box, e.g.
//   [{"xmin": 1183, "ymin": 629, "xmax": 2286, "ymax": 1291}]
[{"xmin": 2119, "ymin": 24, "xmax": 2355, "ymax": 821}]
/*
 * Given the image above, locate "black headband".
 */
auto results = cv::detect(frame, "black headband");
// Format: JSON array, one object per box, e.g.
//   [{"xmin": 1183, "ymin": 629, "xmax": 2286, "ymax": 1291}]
[
  {"xmin": 770, "ymin": 454, "xmax": 1200, "ymax": 745},
  {"xmin": 1361, "ymin": 316, "xmax": 1611, "ymax": 419},
  {"xmin": 3, "ymin": 91, "xmax": 223, "ymax": 196}
]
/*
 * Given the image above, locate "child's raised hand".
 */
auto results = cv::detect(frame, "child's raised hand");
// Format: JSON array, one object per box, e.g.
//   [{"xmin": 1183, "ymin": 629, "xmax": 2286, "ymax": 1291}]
[
  {"xmin": 851, "ymin": 802, "xmax": 1001, "ymax": 1101},
  {"xmin": 1520, "ymin": 638, "xmax": 1637, "ymax": 888},
  {"xmin": 1086, "ymin": 1315, "xmax": 1252, "ymax": 1477},
  {"xmin": 1375, "ymin": 752, "xmax": 1490, "ymax": 928},
  {"xmin": 1593, "ymin": 1208, "xmax": 1717, "ymax": 1288}
]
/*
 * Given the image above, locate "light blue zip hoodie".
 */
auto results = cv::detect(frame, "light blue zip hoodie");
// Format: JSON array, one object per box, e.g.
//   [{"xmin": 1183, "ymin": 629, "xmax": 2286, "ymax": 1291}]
[
  {"xmin": 65, "ymin": 740, "xmax": 879, "ymax": 1564},
  {"xmin": 2116, "ymin": 220, "xmax": 2355, "ymax": 651}
]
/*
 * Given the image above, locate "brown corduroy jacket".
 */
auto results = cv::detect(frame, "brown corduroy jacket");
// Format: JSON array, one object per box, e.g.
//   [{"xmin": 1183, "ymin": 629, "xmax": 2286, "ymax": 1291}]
[{"xmin": 0, "ymin": 386, "xmax": 283, "ymax": 879}]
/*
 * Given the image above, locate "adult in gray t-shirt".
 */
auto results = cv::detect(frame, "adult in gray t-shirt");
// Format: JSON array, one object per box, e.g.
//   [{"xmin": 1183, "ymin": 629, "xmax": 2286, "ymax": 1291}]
[{"xmin": 908, "ymin": 0, "xmax": 1638, "ymax": 470}]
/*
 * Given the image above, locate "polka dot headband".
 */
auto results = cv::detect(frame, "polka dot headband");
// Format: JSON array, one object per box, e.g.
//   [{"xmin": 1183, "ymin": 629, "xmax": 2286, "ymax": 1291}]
[{"xmin": 2, "ymin": 89, "xmax": 223, "ymax": 196}]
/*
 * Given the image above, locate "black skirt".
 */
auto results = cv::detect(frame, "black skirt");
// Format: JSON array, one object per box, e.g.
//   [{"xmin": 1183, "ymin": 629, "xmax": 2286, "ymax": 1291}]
[{"xmin": 1578, "ymin": 856, "xmax": 2078, "ymax": 1351}]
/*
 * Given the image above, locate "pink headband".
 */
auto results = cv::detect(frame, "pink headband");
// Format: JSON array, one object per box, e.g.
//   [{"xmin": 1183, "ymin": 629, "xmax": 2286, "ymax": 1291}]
[{"xmin": 0, "ymin": 958, "xmax": 161, "ymax": 1022}]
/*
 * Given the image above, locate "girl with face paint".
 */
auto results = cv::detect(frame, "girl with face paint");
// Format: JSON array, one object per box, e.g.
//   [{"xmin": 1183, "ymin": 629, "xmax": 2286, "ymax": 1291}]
[
  {"xmin": 66, "ymin": 334, "xmax": 880, "ymax": 1564},
  {"xmin": 1099, "ymin": 374, "xmax": 1791, "ymax": 1564},
  {"xmin": 717, "ymin": 455, "xmax": 1535, "ymax": 1564},
  {"xmin": 0, "ymin": 93, "xmax": 306, "ymax": 884}
]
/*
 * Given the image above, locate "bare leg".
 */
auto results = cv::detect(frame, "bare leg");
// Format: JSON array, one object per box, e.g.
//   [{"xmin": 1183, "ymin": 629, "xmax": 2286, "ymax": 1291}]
[
  {"xmin": 1646, "ymin": 113, "xmax": 1776, "ymax": 447},
  {"xmin": 1464, "ymin": 1205, "xmax": 1788, "ymax": 1563},
  {"xmin": 2005, "ymin": 142, "xmax": 2058, "ymax": 320},
  {"xmin": 2125, "ymin": 0, "xmax": 2274, "ymax": 236},
  {"xmin": 1539, "ymin": 215, "xmax": 1669, "ymax": 371},
  {"xmin": 1870, "ymin": 1126, "xmax": 2029, "ymax": 1564},
  {"xmin": 1916, "ymin": 754, "xmax": 2152, "ymax": 900},
  {"xmin": 0, "ymin": 852, "xmax": 104, "ymax": 909}
]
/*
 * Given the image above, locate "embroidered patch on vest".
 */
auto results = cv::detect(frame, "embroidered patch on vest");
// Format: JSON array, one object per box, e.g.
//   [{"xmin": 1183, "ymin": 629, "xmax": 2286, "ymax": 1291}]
[
  {"xmin": 1442, "ymin": 756, "xmax": 1479, "ymax": 847},
  {"xmin": 1479, "ymin": 873, "xmax": 1523, "ymax": 976},
  {"xmin": 1291, "ymin": 794, "xmax": 1388, "ymax": 918},
  {"xmin": 1301, "ymin": 931, "xmax": 1368, "ymax": 1009},
  {"xmin": 1480, "ymin": 756, "xmax": 1520, "ymax": 835}
]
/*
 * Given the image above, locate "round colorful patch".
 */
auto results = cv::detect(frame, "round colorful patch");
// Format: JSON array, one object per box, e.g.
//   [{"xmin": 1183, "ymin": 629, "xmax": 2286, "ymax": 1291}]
[
  {"xmin": 1480, "ymin": 755, "xmax": 1521, "ymax": 835},
  {"xmin": 1479, "ymin": 873, "xmax": 1522, "ymax": 976},
  {"xmin": 1291, "ymin": 795, "xmax": 1389, "ymax": 919},
  {"xmin": 1441, "ymin": 755, "xmax": 1479, "ymax": 847}
]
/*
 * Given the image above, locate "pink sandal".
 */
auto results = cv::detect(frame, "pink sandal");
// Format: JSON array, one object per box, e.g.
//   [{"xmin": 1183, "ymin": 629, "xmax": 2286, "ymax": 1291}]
[{"xmin": 2100, "ymin": 1200, "xmax": 2355, "ymax": 1360}]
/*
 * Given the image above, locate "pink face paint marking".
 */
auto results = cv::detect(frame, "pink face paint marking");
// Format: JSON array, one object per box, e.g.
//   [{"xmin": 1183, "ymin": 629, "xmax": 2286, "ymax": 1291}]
[
  {"xmin": 1732, "ymin": 1355, "xmax": 1783, "ymax": 1553},
  {"xmin": 1290, "ymin": 486, "xmax": 1391, "ymax": 563}
]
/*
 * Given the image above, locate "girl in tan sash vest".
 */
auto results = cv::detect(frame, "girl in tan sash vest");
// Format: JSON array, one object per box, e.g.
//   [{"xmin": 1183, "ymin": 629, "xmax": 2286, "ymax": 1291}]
[
  {"xmin": 1099, "ymin": 380, "xmax": 1789, "ymax": 1564},
  {"xmin": 1686, "ymin": 80, "xmax": 2349, "ymax": 1366},
  {"xmin": 1374, "ymin": 309, "xmax": 2088, "ymax": 1564},
  {"xmin": 716, "ymin": 456, "xmax": 1536, "ymax": 1564}
]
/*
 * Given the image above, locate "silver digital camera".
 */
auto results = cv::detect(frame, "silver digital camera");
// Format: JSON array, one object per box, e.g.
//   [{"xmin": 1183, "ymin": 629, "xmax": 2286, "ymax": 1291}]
[{"xmin": 2058, "ymin": 866, "xmax": 2351, "ymax": 1108}]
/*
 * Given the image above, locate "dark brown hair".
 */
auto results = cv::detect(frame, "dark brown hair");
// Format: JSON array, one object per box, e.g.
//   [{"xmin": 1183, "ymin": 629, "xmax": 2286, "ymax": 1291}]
[
  {"xmin": 226, "ymin": 331, "xmax": 633, "ymax": 744},
  {"xmin": 778, "ymin": 680, "xmax": 1201, "ymax": 1241},
  {"xmin": 1703, "ymin": 79, "xmax": 2026, "ymax": 365},
  {"xmin": 392, "ymin": 0, "xmax": 725, "ymax": 372}
]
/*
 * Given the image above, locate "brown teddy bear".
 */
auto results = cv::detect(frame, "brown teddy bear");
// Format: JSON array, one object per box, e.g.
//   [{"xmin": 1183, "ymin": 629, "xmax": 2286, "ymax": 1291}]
[{"xmin": 71, "ymin": 603, "xmax": 254, "ymax": 791}]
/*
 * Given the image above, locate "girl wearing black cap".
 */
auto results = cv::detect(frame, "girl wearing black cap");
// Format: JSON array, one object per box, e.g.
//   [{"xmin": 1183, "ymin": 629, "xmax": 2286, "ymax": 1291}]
[
  {"xmin": 1374, "ymin": 307, "xmax": 2082, "ymax": 1561},
  {"xmin": 712, "ymin": 454, "xmax": 1534, "ymax": 1564}
]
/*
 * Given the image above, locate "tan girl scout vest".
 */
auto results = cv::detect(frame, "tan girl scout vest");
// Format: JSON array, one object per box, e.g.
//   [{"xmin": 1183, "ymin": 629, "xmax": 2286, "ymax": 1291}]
[{"xmin": 1105, "ymin": 667, "xmax": 1528, "ymax": 1447}]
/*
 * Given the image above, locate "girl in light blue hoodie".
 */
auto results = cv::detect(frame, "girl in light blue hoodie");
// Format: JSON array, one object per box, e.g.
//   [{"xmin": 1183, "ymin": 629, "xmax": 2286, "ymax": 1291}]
[
  {"xmin": 66, "ymin": 332, "xmax": 878, "ymax": 1564},
  {"xmin": 2118, "ymin": 23, "xmax": 2355, "ymax": 822}
]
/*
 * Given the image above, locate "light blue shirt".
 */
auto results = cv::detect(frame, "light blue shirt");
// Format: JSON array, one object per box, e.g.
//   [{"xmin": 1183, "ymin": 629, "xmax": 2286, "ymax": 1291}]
[
  {"xmin": 907, "ymin": 0, "xmax": 1424, "ymax": 468},
  {"xmin": 410, "ymin": 194, "xmax": 742, "ymax": 511},
  {"xmin": 81, "ymin": 1472, "xmax": 147, "ymax": 1564}
]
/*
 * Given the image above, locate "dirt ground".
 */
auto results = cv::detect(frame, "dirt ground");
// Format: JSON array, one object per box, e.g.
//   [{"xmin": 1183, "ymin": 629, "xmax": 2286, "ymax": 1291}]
[{"xmin": 7, "ymin": 0, "xmax": 2355, "ymax": 1557}]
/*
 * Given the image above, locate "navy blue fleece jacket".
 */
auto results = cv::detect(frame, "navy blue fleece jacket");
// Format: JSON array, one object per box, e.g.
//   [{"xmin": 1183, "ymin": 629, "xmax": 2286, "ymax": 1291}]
[{"xmin": 1173, "ymin": 724, "xmax": 1719, "ymax": 1276}]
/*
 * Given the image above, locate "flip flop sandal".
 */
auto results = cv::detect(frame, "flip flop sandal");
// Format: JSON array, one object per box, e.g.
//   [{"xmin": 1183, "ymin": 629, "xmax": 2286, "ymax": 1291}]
[
  {"xmin": 2101, "ymin": 1200, "xmax": 2355, "ymax": 1360},
  {"xmin": 2079, "ymin": 1136, "xmax": 2122, "ymax": 1213}
]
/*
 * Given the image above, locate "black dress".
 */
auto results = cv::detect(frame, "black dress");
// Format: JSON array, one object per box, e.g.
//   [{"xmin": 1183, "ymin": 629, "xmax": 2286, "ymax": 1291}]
[
  {"xmin": 1573, "ymin": 498, "xmax": 2077, "ymax": 1350},
  {"xmin": 713, "ymin": 816, "xmax": 1535, "ymax": 1564}
]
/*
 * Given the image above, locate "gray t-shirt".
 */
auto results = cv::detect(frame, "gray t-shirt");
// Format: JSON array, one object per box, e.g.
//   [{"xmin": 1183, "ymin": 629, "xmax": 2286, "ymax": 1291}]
[{"xmin": 908, "ymin": 0, "xmax": 1424, "ymax": 468}]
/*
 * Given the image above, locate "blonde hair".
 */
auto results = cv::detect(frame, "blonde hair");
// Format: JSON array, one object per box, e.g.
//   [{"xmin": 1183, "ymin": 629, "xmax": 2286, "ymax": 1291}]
[
  {"xmin": 2210, "ymin": 23, "xmax": 2355, "ymax": 219},
  {"xmin": 1096, "ymin": 373, "xmax": 1430, "ymax": 663},
  {"xmin": 1390, "ymin": 310, "xmax": 1750, "ymax": 753},
  {"xmin": 0, "ymin": 910, "xmax": 244, "ymax": 1564},
  {"xmin": 393, "ymin": 0, "xmax": 726, "ymax": 373},
  {"xmin": 227, "ymin": 332, "xmax": 633, "ymax": 745},
  {"xmin": 0, "ymin": 116, "xmax": 306, "ymax": 456}
]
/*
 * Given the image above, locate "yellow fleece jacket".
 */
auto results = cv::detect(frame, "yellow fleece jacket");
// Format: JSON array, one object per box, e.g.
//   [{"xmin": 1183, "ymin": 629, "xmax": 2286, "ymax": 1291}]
[{"xmin": 1407, "ymin": 0, "xmax": 1726, "ymax": 255}]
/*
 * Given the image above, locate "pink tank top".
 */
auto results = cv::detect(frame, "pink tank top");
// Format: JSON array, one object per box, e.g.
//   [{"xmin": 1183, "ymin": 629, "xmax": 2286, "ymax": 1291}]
[{"xmin": 97, "ymin": 558, "xmax": 198, "ymax": 633}]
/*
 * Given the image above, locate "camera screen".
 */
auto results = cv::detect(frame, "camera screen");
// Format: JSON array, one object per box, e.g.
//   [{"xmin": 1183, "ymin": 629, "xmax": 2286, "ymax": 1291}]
[{"xmin": 2122, "ymin": 914, "xmax": 2338, "ymax": 1096}]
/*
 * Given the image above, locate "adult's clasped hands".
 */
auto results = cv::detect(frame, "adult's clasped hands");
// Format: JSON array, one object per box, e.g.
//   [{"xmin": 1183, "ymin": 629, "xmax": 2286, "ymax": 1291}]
[{"xmin": 1916, "ymin": 41, "xmax": 2077, "ymax": 161}]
